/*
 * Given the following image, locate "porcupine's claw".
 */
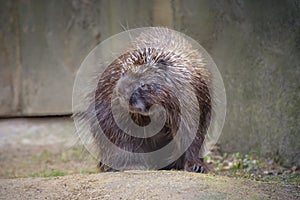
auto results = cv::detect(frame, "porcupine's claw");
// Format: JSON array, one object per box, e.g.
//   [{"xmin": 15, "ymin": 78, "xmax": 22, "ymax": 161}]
[
  {"xmin": 191, "ymin": 164, "xmax": 206, "ymax": 173},
  {"xmin": 184, "ymin": 163, "xmax": 206, "ymax": 173},
  {"xmin": 184, "ymin": 156, "xmax": 208, "ymax": 173}
]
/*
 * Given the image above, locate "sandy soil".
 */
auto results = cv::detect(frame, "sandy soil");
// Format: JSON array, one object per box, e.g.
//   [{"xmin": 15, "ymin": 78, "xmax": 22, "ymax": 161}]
[
  {"xmin": 1, "ymin": 171, "xmax": 299, "ymax": 200},
  {"xmin": 0, "ymin": 145, "xmax": 299, "ymax": 200}
]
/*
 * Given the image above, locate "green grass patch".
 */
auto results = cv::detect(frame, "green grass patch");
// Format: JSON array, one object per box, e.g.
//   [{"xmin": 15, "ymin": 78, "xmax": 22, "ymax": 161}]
[{"xmin": 27, "ymin": 169, "xmax": 66, "ymax": 178}]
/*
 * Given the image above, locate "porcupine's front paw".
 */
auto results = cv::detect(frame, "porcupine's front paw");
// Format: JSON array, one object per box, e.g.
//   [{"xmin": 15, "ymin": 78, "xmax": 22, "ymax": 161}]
[
  {"xmin": 191, "ymin": 164, "xmax": 206, "ymax": 173},
  {"xmin": 184, "ymin": 156, "xmax": 208, "ymax": 173},
  {"xmin": 97, "ymin": 162, "xmax": 118, "ymax": 172},
  {"xmin": 184, "ymin": 163, "xmax": 207, "ymax": 173}
]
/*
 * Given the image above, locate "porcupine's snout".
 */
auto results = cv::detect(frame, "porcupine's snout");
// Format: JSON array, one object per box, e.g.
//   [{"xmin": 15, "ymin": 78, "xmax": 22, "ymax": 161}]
[
  {"xmin": 129, "ymin": 88, "xmax": 147, "ymax": 114},
  {"xmin": 116, "ymin": 76, "xmax": 152, "ymax": 116}
]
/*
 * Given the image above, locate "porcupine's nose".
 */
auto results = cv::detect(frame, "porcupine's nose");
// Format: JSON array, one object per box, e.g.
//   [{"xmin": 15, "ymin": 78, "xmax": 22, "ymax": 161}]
[{"xmin": 129, "ymin": 89, "xmax": 146, "ymax": 113}]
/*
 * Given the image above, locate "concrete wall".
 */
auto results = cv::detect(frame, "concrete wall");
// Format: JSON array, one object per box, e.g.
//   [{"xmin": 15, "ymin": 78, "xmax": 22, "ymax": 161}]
[
  {"xmin": 172, "ymin": 0, "xmax": 300, "ymax": 167},
  {"xmin": 0, "ymin": 0, "xmax": 299, "ymax": 166}
]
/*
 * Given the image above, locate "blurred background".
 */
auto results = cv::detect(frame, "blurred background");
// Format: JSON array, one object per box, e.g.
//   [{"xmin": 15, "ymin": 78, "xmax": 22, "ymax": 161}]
[{"xmin": 0, "ymin": 0, "xmax": 299, "ymax": 178}]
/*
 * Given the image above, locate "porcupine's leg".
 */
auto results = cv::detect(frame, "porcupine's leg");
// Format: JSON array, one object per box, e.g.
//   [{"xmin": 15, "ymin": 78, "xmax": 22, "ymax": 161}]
[
  {"xmin": 97, "ymin": 162, "xmax": 117, "ymax": 172},
  {"xmin": 183, "ymin": 136, "xmax": 209, "ymax": 173}
]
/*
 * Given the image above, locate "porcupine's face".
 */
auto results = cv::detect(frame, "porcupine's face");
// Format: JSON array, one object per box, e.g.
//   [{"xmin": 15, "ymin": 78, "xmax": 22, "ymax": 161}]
[{"xmin": 115, "ymin": 62, "xmax": 172, "ymax": 116}]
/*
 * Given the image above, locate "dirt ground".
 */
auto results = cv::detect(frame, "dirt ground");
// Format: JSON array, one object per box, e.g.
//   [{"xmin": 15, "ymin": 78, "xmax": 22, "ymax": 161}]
[
  {"xmin": 0, "ymin": 118, "xmax": 299, "ymax": 199},
  {"xmin": 1, "ymin": 170, "xmax": 299, "ymax": 200}
]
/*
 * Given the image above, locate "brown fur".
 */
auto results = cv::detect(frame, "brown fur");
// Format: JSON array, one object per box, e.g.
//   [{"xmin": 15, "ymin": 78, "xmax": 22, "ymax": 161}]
[{"xmin": 82, "ymin": 28, "xmax": 212, "ymax": 172}]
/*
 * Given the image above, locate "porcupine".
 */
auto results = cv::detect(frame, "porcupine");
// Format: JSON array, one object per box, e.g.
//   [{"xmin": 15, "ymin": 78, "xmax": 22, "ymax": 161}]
[{"xmin": 79, "ymin": 27, "xmax": 212, "ymax": 173}]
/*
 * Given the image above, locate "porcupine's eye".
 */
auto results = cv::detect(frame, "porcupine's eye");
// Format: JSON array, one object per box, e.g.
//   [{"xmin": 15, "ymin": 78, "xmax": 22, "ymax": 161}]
[
  {"xmin": 140, "ymin": 81, "xmax": 146, "ymax": 90},
  {"xmin": 121, "ymin": 71, "xmax": 125, "ymax": 77}
]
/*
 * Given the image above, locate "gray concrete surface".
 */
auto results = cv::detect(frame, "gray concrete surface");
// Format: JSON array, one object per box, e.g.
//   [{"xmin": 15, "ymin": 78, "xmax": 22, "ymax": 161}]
[
  {"xmin": 0, "ymin": 117, "xmax": 77, "ymax": 148},
  {"xmin": 172, "ymin": 1, "xmax": 300, "ymax": 166}
]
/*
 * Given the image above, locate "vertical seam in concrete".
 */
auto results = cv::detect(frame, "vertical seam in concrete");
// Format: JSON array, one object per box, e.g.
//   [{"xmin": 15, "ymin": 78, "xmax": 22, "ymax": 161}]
[
  {"xmin": 109, "ymin": 0, "xmax": 121, "ymax": 35},
  {"xmin": 152, "ymin": 0, "xmax": 174, "ymax": 28},
  {"xmin": 171, "ymin": 0, "xmax": 176, "ymax": 28},
  {"xmin": 13, "ymin": 2, "xmax": 23, "ymax": 115},
  {"xmin": 171, "ymin": 0, "xmax": 184, "ymax": 30}
]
